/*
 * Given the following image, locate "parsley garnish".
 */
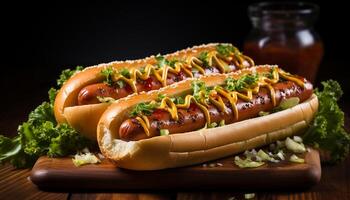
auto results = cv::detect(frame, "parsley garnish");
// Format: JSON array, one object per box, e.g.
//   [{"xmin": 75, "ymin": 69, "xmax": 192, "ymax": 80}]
[
  {"xmin": 262, "ymin": 67, "xmax": 275, "ymax": 79},
  {"xmin": 198, "ymin": 51, "xmax": 210, "ymax": 67},
  {"xmin": 155, "ymin": 54, "xmax": 167, "ymax": 68},
  {"xmin": 120, "ymin": 68, "xmax": 131, "ymax": 78},
  {"xmin": 155, "ymin": 54, "xmax": 177, "ymax": 68},
  {"xmin": 101, "ymin": 66, "xmax": 115, "ymax": 86},
  {"xmin": 140, "ymin": 66, "xmax": 146, "ymax": 74},
  {"xmin": 191, "ymin": 80, "xmax": 210, "ymax": 102},
  {"xmin": 173, "ymin": 96, "xmax": 185, "ymax": 104},
  {"xmin": 167, "ymin": 59, "xmax": 178, "ymax": 68},
  {"xmin": 225, "ymin": 73, "xmax": 259, "ymax": 91},
  {"xmin": 216, "ymin": 44, "xmax": 237, "ymax": 57},
  {"xmin": 129, "ymin": 102, "xmax": 158, "ymax": 117},
  {"xmin": 157, "ymin": 93, "xmax": 166, "ymax": 101}
]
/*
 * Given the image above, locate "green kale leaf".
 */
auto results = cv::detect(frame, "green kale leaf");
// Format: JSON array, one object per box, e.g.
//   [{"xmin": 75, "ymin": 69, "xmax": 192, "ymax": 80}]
[
  {"xmin": 0, "ymin": 66, "xmax": 92, "ymax": 168},
  {"xmin": 57, "ymin": 66, "xmax": 83, "ymax": 87},
  {"xmin": 303, "ymin": 80, "xmax": 350, "ymax": 163}
]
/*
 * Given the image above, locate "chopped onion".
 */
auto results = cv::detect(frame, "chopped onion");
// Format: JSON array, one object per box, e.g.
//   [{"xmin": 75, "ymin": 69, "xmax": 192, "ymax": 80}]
[
  {"xmin": 234, "ymin": 156, "xmax": 265, "ymax": 168},
  {"xmin": 81, "ymin": 147, "xmax": 90, "ymax": 154},
  {"xmin": 293, "ymin": 136, "xmax": 303, "ymax": 143},
  {"xmin": 72, "ymin": 152, "xmax": 101, "ymax": 167},
  {"xmin": 244, "ymin": 149, "xmax": 257, "ymax": 158},
  {"xmin": 257, "ymin": 150, "xmax": 279, "ymax": 163},
  {"xmin": 244, "ymin": 193, "xmax": 256, "ymax": 199},
  {"xmin": 276, "ymin": 150, "xmax": 285, "ymax": 160},
  {"xmin": 289, "ymin": 154, "xmax": 305, "ymax": 163},
  {"xmin": 286, "ymin": 137, "xmax": 306, "ymax": 153}
]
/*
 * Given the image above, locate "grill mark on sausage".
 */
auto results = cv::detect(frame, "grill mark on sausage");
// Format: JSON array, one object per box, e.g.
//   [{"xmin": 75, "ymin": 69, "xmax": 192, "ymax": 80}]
[{"xmin": 119, "ymin": 80, "xmax": 313, "ymax": 141}]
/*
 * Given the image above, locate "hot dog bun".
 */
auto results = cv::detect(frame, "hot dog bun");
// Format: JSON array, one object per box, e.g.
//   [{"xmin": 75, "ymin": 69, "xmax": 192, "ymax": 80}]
[
  {"xmin": 97, "ymin": 65, "xmax": 319, "ymax": 170},
  {"xmin": 54, "ymin": 43, "xmax": 252, "ymax": 141}
]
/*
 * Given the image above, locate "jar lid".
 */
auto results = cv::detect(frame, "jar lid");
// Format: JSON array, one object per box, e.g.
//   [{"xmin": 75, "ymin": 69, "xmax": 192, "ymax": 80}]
[{"xmin": 249, "ymin": 2, "xmax": 319, "ymax": 22}]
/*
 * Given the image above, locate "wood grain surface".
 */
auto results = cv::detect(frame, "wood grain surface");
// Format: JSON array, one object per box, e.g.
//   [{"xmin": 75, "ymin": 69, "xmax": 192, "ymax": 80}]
[
  {"xmin": 29, "ymin": 149, "xmax": 321, "ymax": 191},
  {"xmin": 0, "ymin": 164, "xmax": 68, "ymax": 200}
]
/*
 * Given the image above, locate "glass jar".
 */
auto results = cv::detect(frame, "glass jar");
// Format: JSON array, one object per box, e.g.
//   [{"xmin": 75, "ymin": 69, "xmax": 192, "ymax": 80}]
[{"xmin": 244, "ymin": 2, "xmax": 323, "ymax": 83}]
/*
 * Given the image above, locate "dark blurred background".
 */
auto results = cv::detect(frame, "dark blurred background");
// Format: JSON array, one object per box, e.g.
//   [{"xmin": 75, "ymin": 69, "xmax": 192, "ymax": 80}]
[{"xmin": 1, "ymin": 1, "xmax": 349, "ymax": 135}]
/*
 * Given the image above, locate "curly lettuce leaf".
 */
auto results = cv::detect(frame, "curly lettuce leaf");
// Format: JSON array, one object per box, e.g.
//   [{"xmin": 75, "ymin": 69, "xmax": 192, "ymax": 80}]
[
  {"xmin": 0, "ymin": 66, "xmax": 92, "ymax": 168},
  {"xmin": 57, "ymin": 66, "xmax": 83, "ymax": 87},
  {"xmin": 303, "ymin": 80, "xmax": 350, "ymax": 163}
]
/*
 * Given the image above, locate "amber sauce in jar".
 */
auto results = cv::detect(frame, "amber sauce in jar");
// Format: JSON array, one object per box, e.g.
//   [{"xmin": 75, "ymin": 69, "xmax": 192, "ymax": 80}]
[{"xmin": 244, "ymin": 2, "xmax": 323, "ymax": 83}]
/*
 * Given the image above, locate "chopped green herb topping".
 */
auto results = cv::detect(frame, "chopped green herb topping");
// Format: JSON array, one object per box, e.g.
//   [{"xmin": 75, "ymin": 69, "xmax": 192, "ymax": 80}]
[
  {"xmin": 120, "ymin": 68, "xmax": 131, "ymax": 78},
  {"xmin": 140, "ymin": 66, "xmax": 146, "ymax": 73},
  {"xmin": 172, "ymin": 96, "xmax": 185, "ymax": 105},
  {"xmin": 129, "ymin": 102, "xmax": 158, "ymax": 117},
  {"xmin": 216, "ymin": 44, "xmax": 237, "ymax": 57},
  {"xmin": 157, "ymin": 93, "xmax": 166, "ymax": 101},
  {"xmin": 198, "ymin": 51, "xmax": 210, "ymax": 67},
  {"xmin": 191, "ymin": 80, "xmax": 210, "ymax": 102},
  {"xmin": 262, "ymin": 67, "xmax": 275, "ymax": 79},
  {"xmin": 155, "ymin": 54, "xmax": 177, "ymax": 68},
  {"xmin": 225, "ymin": 73, "xmax": 259, "ymax": 91},
  {"xmin": 101, "ymin": 66, "xmax": 115, "ymax": 86}
]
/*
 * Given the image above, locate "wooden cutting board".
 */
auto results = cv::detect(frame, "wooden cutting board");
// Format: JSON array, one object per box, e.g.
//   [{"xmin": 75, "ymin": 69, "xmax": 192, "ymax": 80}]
[{"xmin": 30, "ymin": 149, "xmax": 321, "ymax": 190}]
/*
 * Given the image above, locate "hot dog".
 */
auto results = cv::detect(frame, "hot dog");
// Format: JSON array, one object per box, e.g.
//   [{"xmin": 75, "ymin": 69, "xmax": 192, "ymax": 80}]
[
  {"xmin": 119, "ymin": 80, "xmax": 313, "ymax": 141},
  {"xmin": 97, "ymin": 65, "xmax": 319, "ymax": 170},
  {"xmin": 54, "ymin": 43, "xmax": 254, "ymax": 140}
]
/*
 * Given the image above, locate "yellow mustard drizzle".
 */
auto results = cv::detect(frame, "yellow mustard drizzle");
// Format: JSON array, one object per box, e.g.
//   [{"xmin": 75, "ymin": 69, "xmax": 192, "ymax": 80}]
[
  {"xmin": 156, "ymin": 95, "xmax": 212, "ymax": 125},
  {"xmin": 135, "ymin": 67, "xmax": 305, "ymax": 135},
  {"xmin": 111, "ymin": 48, "xmax": 254, "ymax": 93},
  {"xmin": 135, "ymin": 115, "xmax": 151, "ymax": 137}
]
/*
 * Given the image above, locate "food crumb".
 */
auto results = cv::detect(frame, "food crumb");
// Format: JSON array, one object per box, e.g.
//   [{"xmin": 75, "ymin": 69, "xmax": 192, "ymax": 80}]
[
  {"xmin": 202, "ymin": 163, "xmax": 223, "ymax": 168},
  {"xmin": 244, "ymin": 193, "xmax": 255, "ymax": 199},
  {"xmin": 209, "ymin": 163, "xmax": 216, "ymax": 168}
]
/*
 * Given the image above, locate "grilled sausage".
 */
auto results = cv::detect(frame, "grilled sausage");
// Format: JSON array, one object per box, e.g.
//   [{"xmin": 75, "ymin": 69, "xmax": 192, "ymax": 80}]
[
  {"xmin": 77, "ymin": 71, "xmax": 190, "ymax": 105},
  {"xmin": 119, "ymin": 80, "xmax": 313, "ymax": 141},
  {"xmin": 78, "ymin": 62, "xmax": 245, "ymax": 106}
]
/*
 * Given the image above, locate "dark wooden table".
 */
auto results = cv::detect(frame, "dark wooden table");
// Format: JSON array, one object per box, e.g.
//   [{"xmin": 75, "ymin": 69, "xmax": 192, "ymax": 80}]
[{"xmin": 0, "ymin": 89, "xmax": 349, "ymax": 200}]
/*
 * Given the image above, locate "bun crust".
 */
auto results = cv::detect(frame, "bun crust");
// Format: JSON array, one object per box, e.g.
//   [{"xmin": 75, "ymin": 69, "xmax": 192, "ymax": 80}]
[{"xmin": 97, "ymin": 65, "xmax": 319, "ymax": 170}]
